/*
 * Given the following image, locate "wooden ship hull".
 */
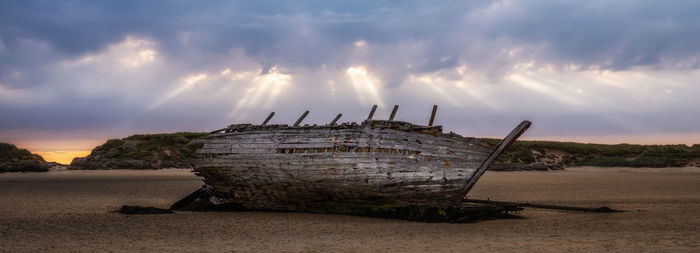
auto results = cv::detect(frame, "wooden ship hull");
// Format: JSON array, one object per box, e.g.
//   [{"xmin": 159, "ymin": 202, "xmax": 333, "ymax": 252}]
[{"xmin": 193, "ymin": 105, "xmax": 530, "ymax": 211}]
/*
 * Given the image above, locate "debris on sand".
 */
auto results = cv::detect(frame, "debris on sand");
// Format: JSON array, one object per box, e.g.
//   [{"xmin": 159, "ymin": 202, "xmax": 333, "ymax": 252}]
[
  {"xmin": 168, "ymin": 184, "xmax": 523, "ymax": 223},
  {"xmin": 169, "ymin": 184, "xmax": 248, "ymax": 212},
  {"xmin": 118, "ymin": 205, "xmax": 173, "ymax": 215}
]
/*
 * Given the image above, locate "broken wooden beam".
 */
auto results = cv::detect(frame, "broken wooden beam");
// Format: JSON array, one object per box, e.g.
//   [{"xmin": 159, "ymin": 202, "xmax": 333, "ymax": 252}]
[
  {"xmin": 330, "ymin": 113, "xmax": 342, "ymax": 125},
  {"xmin": 366, "ymin": 105, "xmax": 377, "ymax": 121},
  {"xmin": 452, "ymin": 120, "xmax": 532, "ymax": 207},
  {"xmin": 388, "ymin": 105, "xmax": 399, "ymax": 121},
  {"xmin": 261, "ymin": 112, "xmax": 275, "ymax": 126},
  {"xmin": 209, "ymin": 128, "xmax": 227, "ymax": 134},
  {"xmin": 293, "ymin": 111, "xmax": 309, "ymax": 127},
  {"xmin": 429, "ymin": 105, "xmax": 438, "ymax": 126}
]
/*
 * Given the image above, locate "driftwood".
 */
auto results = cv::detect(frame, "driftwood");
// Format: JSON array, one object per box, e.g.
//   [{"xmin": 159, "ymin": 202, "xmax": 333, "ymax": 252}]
[{"xmin": 463, "ymin": 199, "xmax": 623, "ymax": 213}]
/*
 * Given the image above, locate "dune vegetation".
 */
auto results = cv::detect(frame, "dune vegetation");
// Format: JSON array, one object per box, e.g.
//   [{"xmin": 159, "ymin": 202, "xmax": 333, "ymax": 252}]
[
  {"xmin": 0, "ymin": 143, "xmax": 54, "ymax": 172},
  {"xmin": 484, "ymin": 139, "xmax": 700, "ymax": 168},
  {"xmin": 0, "ymin": 143, "xmax": 45, "ymax": 162},
  {"xmin": 69, "ymin": 132, "xmax": 208, "ymax": 170}
]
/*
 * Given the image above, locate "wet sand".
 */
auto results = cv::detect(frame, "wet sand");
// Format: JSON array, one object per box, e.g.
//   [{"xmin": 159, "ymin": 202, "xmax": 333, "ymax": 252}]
[{"xmin": 1, "ymin": 168, "xmax": 699, "ymax": 252}]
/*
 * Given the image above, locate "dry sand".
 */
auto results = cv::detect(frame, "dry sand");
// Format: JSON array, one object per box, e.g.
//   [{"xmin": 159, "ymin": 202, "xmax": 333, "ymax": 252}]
[{"xmin": 1, "ymin": 168, "xmax": 698, "ymax": 252}]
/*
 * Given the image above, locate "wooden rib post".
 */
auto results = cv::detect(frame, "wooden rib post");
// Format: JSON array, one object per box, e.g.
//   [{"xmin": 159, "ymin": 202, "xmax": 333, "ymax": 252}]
[
  {"xmin": 261, "ymin": 112, "xmax": 275, "ymax": 126},
  {"xmin": 293, "ymin": 111, "xmax": 309, "ymax": 127},
  {"xmin": 330, "ymin": 113, "xmax": 342, "ymax": 125},
  {"xmin": 209, "ymin": 128, "xmax": 227, "ymax": 134},
  {"xmin": 451, "ymin": 120, "xmax": 532, "ymax": 207},
  {"xmin": 366, "ymin": 105, "xmax": 378, "ymax": 121},
  {"xmin": 428, "ymin": 105, "xmax": 438, "ymax": 126},
  {"xmin": 388, "ymin": 105, "xmax": 399, "ymax": 121}
]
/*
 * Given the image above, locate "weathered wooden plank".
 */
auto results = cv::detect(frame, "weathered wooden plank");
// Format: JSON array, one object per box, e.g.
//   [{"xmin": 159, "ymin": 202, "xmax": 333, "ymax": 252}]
[
  {"xmin": 195, "ymin": 149, "xmax": 481, "ymax": 210},
  {"xmin": 193, "ymin": 115, "xmax": 518, "ymax": 210}
]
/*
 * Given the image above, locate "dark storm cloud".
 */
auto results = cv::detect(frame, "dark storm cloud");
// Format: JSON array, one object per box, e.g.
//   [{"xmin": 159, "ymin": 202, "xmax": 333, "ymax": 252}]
[
  {"xmin": 470, "ymin": 1, "xmax": 700, "ymax": 70},
  {"xmin": 3, "ymin": 0, "xmax": 699, "ymax": 79}
]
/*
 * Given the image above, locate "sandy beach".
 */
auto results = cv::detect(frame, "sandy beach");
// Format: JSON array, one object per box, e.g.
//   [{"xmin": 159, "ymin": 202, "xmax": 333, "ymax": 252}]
[{"xmin": 1, "ymin": 168, "xmax": 698, "ymax": 252}]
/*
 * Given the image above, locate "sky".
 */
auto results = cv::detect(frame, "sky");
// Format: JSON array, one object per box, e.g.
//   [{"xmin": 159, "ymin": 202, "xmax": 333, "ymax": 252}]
[{"xmin": 1, "ymin": 1, "xmax": 700, "ymax": 163}]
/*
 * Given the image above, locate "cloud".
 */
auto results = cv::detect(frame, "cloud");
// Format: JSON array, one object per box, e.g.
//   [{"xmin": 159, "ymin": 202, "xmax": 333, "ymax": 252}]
[{"xmin": 1, "ymin": 0, "xmax": 700, "ymax": 146}]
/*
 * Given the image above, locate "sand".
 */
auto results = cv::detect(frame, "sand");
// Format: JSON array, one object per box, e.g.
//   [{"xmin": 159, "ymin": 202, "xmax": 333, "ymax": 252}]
[{"xmin": 1, "ymin": 168, "xmax": 699, "ymax": 252}]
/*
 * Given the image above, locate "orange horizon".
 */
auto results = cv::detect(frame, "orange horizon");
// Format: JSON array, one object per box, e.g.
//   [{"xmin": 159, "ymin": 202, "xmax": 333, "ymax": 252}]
[{"xmin": 34, "ymin": 150, "xmax": 92, "ymax": 165}]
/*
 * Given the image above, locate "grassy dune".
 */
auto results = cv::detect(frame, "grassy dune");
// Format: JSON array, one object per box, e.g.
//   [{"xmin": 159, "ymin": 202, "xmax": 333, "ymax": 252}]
[
  {"xmin": 98, "ymin": 132, "xmax": 208, "ymax": 161},
  {"xmin": 0, "ymin": 143, "xmax": 45, "ymax": 162},
  {"xmin": 0, "ymin": 143, "xmax": 53, "ymax": 172},
  {"xmin": 69, "ymin": 132, "xmax": 208, "ymax": 169},
  {"xmin": 484, "ymin": 139, "xmax": 700, "ymax": 168}
]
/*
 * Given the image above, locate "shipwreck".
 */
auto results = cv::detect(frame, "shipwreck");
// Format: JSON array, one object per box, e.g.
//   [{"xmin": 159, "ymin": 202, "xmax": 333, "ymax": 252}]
[{"xmin": 190, "ymin": 105, "xmax": 530, "ymax": 215}]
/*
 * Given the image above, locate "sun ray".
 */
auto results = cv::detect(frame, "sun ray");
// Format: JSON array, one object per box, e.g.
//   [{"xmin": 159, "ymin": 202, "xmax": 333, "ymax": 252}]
[
  {"xmin": 345, "ymin": 66, "xmax": 384, "ymax": 106},
  {"xmin": 408, "ymin": 72, "xmax": 499, "ymax": 110},
  {"xmin": 150, "ymin": 73, "xmax": 207, "ymax": 109},
  {"xmin": 412, "ymin": 75, "xmax": 462, "ymax": 107},
  {"xmin": 230, "ymin": 66, "xmax": 291, "ymax": 118},
  {"xmin": 507, "ymin": 73, "xmax": 582, "ymax": 106}
]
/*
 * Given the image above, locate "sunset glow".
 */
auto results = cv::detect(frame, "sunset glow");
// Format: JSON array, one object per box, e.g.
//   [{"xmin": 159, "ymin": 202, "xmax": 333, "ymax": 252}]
[{"xmin": 35, "ymin": 150, "xmax": 91, "ymax": 165}]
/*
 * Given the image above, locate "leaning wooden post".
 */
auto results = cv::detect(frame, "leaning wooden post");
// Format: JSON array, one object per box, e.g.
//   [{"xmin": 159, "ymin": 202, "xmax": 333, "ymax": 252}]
[
  {"xmin": 388, "ymin": 105, "xmax": 399, "ymax": 121},
  {"xmin": 293, "ymin": 111, "xmax": 309, "ymax": 127},
  {"xmin": 261, "ymin": 112, "xmax": 275, "ymax": 126},
  {"xmin": 209, "ymin": 128, "xmax": 228, "ymax": 134},
  {"xmin": 428, "ymin": 105, "xmax": 438, "ymax": 126},
  {"xmin": 366, "ymin": 105, "xmax": 378, "ymax": 121},
  {"xmin": 330, "ymin": 113, "xmax": 342, "ymax": 125},
  {"xmin": 451, "ymin": 120, "xmax": 532, "ymax": 207}
]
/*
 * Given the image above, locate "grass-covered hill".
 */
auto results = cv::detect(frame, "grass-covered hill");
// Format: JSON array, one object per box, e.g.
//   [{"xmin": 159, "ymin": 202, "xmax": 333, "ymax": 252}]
[
  {"xmin": 69, "ymin": 132, "xmax": 700, "ymax": 170},
  {"xmin": 484, "ymin": 139, "xmax": 700, "ymax": 170},
  {"xmin": 0, "ymin": 143, "xmax": 44, "ymax": 161},
  {"xmin": 69, "ymin": 132, "xmax": 208, "ymax": 170},
  {"xmin": 0, "ymin": 143, "xmax": 54, "ymax": 172}
]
